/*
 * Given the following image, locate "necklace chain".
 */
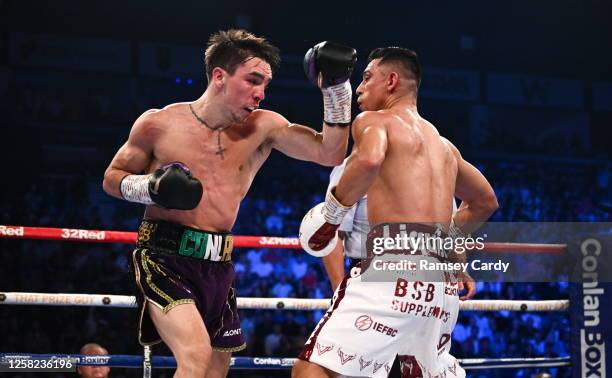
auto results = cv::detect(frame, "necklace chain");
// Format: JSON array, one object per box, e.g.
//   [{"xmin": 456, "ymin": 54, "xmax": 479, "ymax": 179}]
[
  {"xmin": 189, "ymin": 103, "xmax": 230, "ymax": 132},
  {"xmin": 189, "ymin": 103, "xmax": 228, "ymax": 159}
]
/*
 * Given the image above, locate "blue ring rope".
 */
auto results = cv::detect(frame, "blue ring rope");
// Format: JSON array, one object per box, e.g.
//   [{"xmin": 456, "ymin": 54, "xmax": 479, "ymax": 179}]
[{"xmin": 0, "ymin": 353, "xmax": 571, "ymax": 370}]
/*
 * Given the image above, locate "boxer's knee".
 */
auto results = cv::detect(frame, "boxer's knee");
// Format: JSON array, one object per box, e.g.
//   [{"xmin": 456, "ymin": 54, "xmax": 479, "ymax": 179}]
[
  {"xmin": 292, "ymin": 359, "xmax": 335, "ymax": 378},
  {"xmin": 206, "ymin": 351, "xmax": 231, "ymax": 378},
  {"xmin": 291, "ymin": 359, "xmax": 305, "ymax": 378},
  {"xmin": 292, "ymin": 359, "xmax": 313, "ymax": 378},
  {"xmin": 175, "ymin": 343, "xmax": 212, "ymax": 376}
]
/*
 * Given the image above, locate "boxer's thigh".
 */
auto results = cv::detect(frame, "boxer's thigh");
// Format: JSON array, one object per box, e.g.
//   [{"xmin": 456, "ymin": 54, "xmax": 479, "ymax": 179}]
[
  {"xmin": 301, "ymin": 275, "xmax": 403, "ymax": 377},
  {"xmin": 147, "ymin": 301, "xmax": 212, "ymax": 362},
  {"xmin": 397, "ymin": 281, "xmax": 462, "ymax": 376}
]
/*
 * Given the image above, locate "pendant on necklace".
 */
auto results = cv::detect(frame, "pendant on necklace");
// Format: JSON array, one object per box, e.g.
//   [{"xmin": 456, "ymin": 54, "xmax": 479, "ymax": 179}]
[{"xmin": 215, "ymin": 131, "xmax": 227, "ymax": 160}]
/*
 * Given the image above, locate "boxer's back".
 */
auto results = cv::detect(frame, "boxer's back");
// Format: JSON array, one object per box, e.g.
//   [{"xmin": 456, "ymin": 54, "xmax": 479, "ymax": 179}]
[{"xmin": 368, "ymin": 108, "xmax": 457, "ymax": 225}]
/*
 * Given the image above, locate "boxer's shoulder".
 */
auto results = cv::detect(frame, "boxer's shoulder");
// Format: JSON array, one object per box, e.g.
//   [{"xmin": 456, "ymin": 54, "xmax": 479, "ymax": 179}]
[
  {"xmin": 354, "ymin": 110, "xmax": 394, "ymax": 126},
  {"xmin": 137, "ymin": 106, "xmax": 183, "ymax": 125},
  {"xmin": 440, "ymin": 136, "xmax": 461, "ymax": 158},
  {"xmin": 245, "ymin": 109, "xmax": 293, "ymax": 143},
  {"xmin": 352, "ymin": 111, "xmax": 389, "ymax": 136},
  {"xmin": 129, "ymin": 108, "xmax": 167, "ymax": 141},
  {"xmin": 136, "ymin": 104, "xmax": 194, "ymax": 133},
  {"xmin": 160, "ymin": 102, "xmax": 195, "ymax": 121},
  {"xmin": 247, "ymin": 108, "xmax": 288, "ymax": 128},
  {"xmin": 354, "ymin": 110, "xmax": 380, "ymax": 122},
  {"xmin": 135, "ymin": 108, "xmax": 162, "ymax": 122}
]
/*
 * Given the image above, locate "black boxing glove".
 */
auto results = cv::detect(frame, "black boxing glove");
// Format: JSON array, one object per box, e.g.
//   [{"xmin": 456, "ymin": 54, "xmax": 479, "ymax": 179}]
[
  {"xmin": 120, "ymin": 162, "xmax": 203, "ymax": 210},
  {"xmin": 304, "ymin": 41, "xmax": 357, "ymax": 126},
  {"xmin": 304, "ymin": 41, "xmax": 357, "ymax": 87}
]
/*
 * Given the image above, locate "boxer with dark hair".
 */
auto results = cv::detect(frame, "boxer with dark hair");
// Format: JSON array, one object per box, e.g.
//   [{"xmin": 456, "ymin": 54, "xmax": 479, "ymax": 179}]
[
  {"xmin": 103, "ymin": 29, "xmax": 356, "ymax": 377},
  {"xmin": 294, "ymin": 47, "xmax": 497, "ymax": 378}
]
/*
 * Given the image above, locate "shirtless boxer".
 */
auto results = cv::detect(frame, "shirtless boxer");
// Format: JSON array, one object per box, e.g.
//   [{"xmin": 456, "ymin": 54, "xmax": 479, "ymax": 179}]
[
  {"xmin": 321, "ymin": 160, "xmax": 465, "ymax": 378},
  {"xmin": 102, "ymin": 29, "xmax": 356, "ymax": 377},
  {"xmin": 294, "ymin": 47, "xmax": 498, "ymax": 377},
  {"xmin": 322, "ymin": 159, "xmax": 460, "ymax": 292}
]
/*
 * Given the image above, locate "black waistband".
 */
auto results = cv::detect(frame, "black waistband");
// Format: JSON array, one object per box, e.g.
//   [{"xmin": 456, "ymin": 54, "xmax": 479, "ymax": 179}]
[{"xmin": 136, "ymin": 219, "xmax": 233, "ymax": 262}]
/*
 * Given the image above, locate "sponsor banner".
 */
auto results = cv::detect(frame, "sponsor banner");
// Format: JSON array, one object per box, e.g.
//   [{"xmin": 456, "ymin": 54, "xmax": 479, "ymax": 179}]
[
  {"xmin": 569, "ymin": 232, "xmax": 612, "ymax": 377},
  {"xmin": 258, "ymin": 236, "xmax": 300, "ymax": 247},
  {"xmin": 487, "ymin": 73, "xmax": 584, "ymax": 109},
  {"xmin": 77, "ymin": 356, "xmax": 111, "ymax": 366},
  {"xmin": 9, "ymin": 33, "xmax": 130, "ymax": 74},
  {"xmin": 354, "ymin": 315, "xmax": 398, "ymax": 337},
  {"xmin": 0, "ymin": 225, "xmax": 24, "ymax": 237},
  {"xmin": 222, "ymin": 329, "xmax": 242, "ymax": 337},
  {"xmin": 8, "ymin": 293, "xmax": 97, "ymax": 306},
  {"xmin": 60, "ymin": 228, "xmax": 105, "ymax": 241},
  {"xmin": 250, "ymin": 357, "xmax": 295, "ymax": 367},
  {"xmin": 420, "ymin": 68, "xmax": 480, "ymax": 101},
  {"xmin": 0, "ymin": 292, "xmax": 135, "ymax": 308}
]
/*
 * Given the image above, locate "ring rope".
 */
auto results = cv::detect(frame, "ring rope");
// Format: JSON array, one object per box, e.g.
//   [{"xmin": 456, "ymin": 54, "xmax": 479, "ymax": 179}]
[
  {"xmin": 0, "ymin": 225, "xmax": 572, "ymax": 375},
  {"xmin": 0, "ymin": 225, "xmax": 566, "ymax": 253},
  {"xmin": 0, "ymin": 292, "xmax": 569, "ymax": 311},
  {"xmin": 0, "ymin": 353, "xmax": 571, "ymax": 370}
]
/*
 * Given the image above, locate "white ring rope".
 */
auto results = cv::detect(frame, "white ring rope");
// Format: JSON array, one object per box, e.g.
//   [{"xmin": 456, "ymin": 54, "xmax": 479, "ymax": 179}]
[{"xmin": 0, "ymin": 292, "xmax": 569, "ymax": 311}]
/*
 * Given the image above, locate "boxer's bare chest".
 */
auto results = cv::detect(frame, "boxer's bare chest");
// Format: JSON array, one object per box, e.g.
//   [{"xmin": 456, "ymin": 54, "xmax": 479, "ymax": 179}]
[
  {"xmin": 151, "ymin": 116, "xmax": 269, "ymax": 191},
  {"xmin": 143, "ymin": 114, "xmax": 272, "ymax": 230}
]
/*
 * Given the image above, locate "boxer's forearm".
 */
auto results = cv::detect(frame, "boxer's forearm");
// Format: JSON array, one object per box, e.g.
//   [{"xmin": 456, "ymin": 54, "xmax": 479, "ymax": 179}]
[
  {"xmin": 319, "ymin": 124, "xmax": 350, "ymax": 165},
  {"xmin": 102, "ymin": 167, "xmax": 132, "ymax": 199},
  {"xmin": 268, "ymin": 119, "xmax": 347, "ymax": 166},
  {"xmin": 322, "ymin": 239, "xmax": 346, "ymax": 290},
  {"xmin": 452, "ymin": 198, "xmax": 498, "ymax": 234},
  {"xmin": 102, "ymin": 113, "xmax": 157, "ymax": 201},
  {"xmin": 333, "ymin": 152, "xmax": 381, "ymax": 206},
  {"xmin": 451, "ymin": 143, "xmax": 498, "ymax": 233}
]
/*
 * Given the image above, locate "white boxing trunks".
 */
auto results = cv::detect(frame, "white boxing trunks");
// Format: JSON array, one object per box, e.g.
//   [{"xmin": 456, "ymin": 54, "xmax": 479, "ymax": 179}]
[
  {"xmin": 316, "ymin": 161, "xmax": 463, "ymax": 377},
  {"xmin": 398, "ymin": 269, "xmax": 462, "ymax": 378},
  {"xmin": 298, "ymin": 259, "xmax": 464, "ymax": 378}
]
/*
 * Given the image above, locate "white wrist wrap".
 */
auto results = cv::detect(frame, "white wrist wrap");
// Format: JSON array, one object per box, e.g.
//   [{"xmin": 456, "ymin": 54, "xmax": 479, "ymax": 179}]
[
  {"xmin": 321, "ymin": 81, "xmax": 352, "ymax": 125},
  {"xmin": 323, "ymin": 188, "xmax": 353, "ymax": 225},
  {"xmin": 120, "ymin": 174, "xmax": 154, "ymax": 205}
]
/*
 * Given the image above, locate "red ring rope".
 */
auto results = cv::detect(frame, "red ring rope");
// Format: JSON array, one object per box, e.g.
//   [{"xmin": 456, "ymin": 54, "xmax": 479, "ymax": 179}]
[{"xmin": 0, "ymin": 224, "xmax": 566, "ymax": 253}]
